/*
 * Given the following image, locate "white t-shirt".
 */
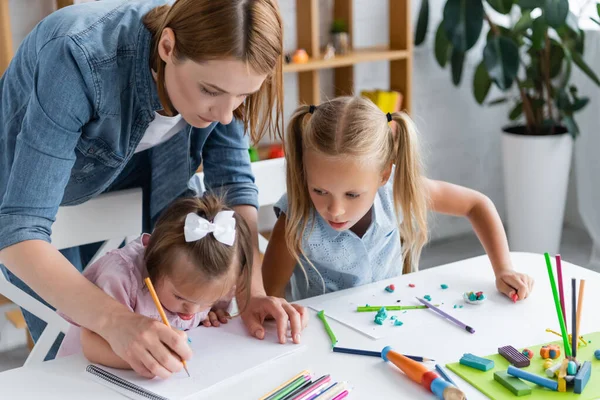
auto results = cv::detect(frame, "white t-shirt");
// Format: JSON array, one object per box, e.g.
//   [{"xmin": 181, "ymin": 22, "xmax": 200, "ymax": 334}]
[{"xmin": 134, "ymin": 112, "xmax": 186, "ymax": 153}]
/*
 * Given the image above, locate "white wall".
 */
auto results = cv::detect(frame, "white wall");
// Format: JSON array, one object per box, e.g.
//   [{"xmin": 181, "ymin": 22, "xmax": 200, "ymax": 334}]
[{"xmin": 6, "ymin": 0, "xmax": 583, "ymax": 240}]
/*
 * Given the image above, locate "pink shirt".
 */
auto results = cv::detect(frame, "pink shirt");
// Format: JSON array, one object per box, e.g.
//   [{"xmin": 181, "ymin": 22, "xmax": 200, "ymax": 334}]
[{"xmin": 57, "ymin": 234, "xmax": 231, "ymax": 357}]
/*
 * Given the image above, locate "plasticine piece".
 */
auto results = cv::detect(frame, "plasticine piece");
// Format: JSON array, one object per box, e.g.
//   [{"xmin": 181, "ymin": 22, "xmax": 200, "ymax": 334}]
[
  {"xmin": 385, "ymin": 284, "xmax": 396, "ymax": 293},
  {"xmin": 424, "ymin": 294, "xmax": 432, "ymax": 301},
  {"xmin": 396, "ymin": 300, "xmax": 401, "ymax": 303},
  {"xmin": 511, "ymin": 293, "xmax": 519, "ymax": 303},
  {"xmin": 507, "ymin": 366, "xmax": 558, "ymax": 391},
  {"xmin": 408, "ymin": 283, "xmax": 415, "ymax": 288},
  {"xmin": 565, "ymin": 375, "xmax": 575, "ymax": 383},
  {"xmin": 374, "ymin": 307, "xmax": 388, "ymax": 325},
  {"xmin": 558, "ymin": 377, "xmax": 566, "ymax": 392},
  {"xmin": 460, "ymin": 353, "xmax": 495, "ymax": 371},
  {"xmin": 441, "ymin": 284, "xmax": 449, "ymax": 289},
  {"xmin": 574, "ymin": 361, "xmax": 591, "ymax": 394},
  {"xmin": 390, "ymin": 315, "xmax": 397, "ymax": 320},
  {"xmin": 494, "ymin": 371, "xmax": 532, "ymax": 396},
  {"xmin": 595, "ymin": 349, "xmax": 600, "ymax": 360},
  {"xmin": 522, "ymin": 348, "xmax": 533, "ymax": 359},
  {"xmin": 543, "ymin": 360, "xmax": 553, "ymax": 370},
  {"xmin": 499, "ymin": 345, "xmax": 531, "ymax": 368},
  {"xmin": 567, "ymin": 361, "xmax": 577, "ymax": 375},
  {"xmin": 463, "ymin": 291, "xmax": 486, "ymax": 305},
  {"xmin": 454, "ymin": 305, "xmax": 458, "ymax": 309},
  {"xmin": 393, "ymin": 320, "xmax": 403, "ymax": 326},
  {"xmin": 540, "ymin": 345, "xmax": 561, "ymax": 359}
]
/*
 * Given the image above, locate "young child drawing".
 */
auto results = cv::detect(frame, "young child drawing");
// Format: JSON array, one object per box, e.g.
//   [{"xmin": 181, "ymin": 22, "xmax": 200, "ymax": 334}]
[{"xmin": 58, "ymin": 195, "xmax": 253, "ymax": 375}]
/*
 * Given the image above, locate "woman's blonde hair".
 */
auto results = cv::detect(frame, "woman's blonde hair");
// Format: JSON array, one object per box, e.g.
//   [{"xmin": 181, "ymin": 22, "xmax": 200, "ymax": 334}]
[
  {"xmin": 145, "ymin": 195, "xmax": 253, "ymax": 311},
  {"xmin": 285, "ymin": 97, "xmax": 428, "ymax": 283},
  {"xmin": 144, "ymin": 0, "xmax": 284, "ymax": 143}
]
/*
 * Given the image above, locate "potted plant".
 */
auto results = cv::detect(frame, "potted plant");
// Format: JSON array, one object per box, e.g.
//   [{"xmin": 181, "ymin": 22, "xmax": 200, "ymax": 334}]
[
  {"xmin": 413, "ymin": 0, "xmax": 600, "ymax": 254},
  {"xmin": 331, "ymin": 18, "xmax": 349, "ymax": 55}
]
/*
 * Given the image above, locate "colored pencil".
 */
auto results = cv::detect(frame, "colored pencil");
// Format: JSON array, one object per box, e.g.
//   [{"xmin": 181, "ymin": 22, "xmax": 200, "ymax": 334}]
[
  {"xmin": 572, "ymin": 278, "xmax": 577, "ymax": 358},
  {"xmin": 308, "ymin": 382, "xmax": 338, "ymax": 400},
  {"xmin": 356, "ymin": 305, "xmax": 438, "ymax": 312},
  {"xmin": 544, "ymin": 253, "xmax": 571, "ymax": 357},
  {"xmin": 331, "ymin": 390, "xmax": 349, "ymax": 400},
  {"xmin": 556, "ymin": 255, "xmax": 567, "ymax": 330},
  {"xmin": 289, "ymin": 375, "xmax": 331, "ymax": 400},
  {"xmin": 259, "ymin": 370, "xmax": 310, "ymax": 400},
  {"xmin": 143, "ymin": 277, "xmax": 190, "ymax": 377},
  {"xmin": 317, "ymin": 310, "xmax": 338, "ymax": 347},
  {"xmin": 270, "ymin": 376, "xmax": 310, "ymax": 400},
  {"xmin": 332, "ymin": 346, "xmax": 434, "ymax": 362},
  {"xmin": 281, "ymin": 378, "xmax": 314, "ymax": 400},
  {"xmin": 416, "ymin": 297, "xmax": 475, "ymax": 334},
  {"xmin": 314, "ymin": 382, "xmax": 347, "ymax": 400},
  {"xmin": 576, "ymin": 280, "xmax": 585, "ymax": 350},
  {"xmin": 435, "ymin": 364, "xmax": 458, "ymax": 387}
]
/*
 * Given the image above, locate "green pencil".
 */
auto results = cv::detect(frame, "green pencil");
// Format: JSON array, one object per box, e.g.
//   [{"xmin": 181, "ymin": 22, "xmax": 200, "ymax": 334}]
[
  {"xmin": 544, "ymin": 252, "xmax": 572, "ymax": 357},
  {"xmin": 356, "ymin": 305, "xmax": 439, "ymax": 312},
  {"xmin": 271, "ymin": 376, "xmax": 309, "ymax": 400}
]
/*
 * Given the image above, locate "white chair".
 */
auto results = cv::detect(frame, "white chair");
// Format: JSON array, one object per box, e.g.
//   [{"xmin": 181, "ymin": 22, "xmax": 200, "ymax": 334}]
[
  {"xmin": 191, "ymin": 157, "xmax": 287, "ymax": 253},
  {"xmin": 0, "ymin": 188, "xmax": 143, "ymax": 366}
]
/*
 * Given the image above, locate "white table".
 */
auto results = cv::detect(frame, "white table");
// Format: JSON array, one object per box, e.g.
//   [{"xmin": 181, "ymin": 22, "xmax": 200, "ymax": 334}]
[{"xmin": 2, "ymin": 253, "xmax": 599, "ymax": 399}]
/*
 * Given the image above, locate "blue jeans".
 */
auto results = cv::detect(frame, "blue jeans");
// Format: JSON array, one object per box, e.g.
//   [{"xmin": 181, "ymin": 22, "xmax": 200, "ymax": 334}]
[{"xmin": 0, "ymin": 150, "xmax": 171, "ymax": 360}]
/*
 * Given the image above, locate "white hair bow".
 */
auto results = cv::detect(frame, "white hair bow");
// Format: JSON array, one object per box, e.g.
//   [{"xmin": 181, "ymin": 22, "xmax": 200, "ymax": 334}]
[{"xmin": 184, "ymin": 211, "xmax": 236, "ymax": 246}]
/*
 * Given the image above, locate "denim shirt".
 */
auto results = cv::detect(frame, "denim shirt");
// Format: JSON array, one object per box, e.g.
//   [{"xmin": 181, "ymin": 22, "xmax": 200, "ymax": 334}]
[
  {"xmin": 274, "ymin": 170, "xmax": 403, "ymax": 300},
  {"xmin": 0, "ymin": 0, "xmax": 258, "ymax": 252}
]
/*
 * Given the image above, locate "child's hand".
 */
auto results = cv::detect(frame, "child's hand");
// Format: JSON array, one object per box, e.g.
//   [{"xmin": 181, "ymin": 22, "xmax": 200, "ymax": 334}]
[
  {"xmin": 202, "ymin": 309, "xmax": 231, "ymax": 327},
  {"xmin": 495, "ymin": 269, "xmax": 534, "ymax": 301}
]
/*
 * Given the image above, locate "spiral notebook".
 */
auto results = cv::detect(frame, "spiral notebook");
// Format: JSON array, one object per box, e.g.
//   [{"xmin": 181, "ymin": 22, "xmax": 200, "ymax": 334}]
[{"xmin": 84, "ymin": 319, "xmax": 304, "ymax": 400}]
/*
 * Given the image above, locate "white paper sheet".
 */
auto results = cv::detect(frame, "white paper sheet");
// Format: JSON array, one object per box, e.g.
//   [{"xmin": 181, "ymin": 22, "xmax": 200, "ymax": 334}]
[{"xmin": 85, "ymin": 318, "xmax": 304, "ymax": 400}]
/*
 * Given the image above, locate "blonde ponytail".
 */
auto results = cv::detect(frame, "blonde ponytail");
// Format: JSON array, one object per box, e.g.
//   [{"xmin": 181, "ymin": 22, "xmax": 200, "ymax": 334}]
[{"xmin": 390, "ymin": 112, "xmax": 428, "ymax": 274}]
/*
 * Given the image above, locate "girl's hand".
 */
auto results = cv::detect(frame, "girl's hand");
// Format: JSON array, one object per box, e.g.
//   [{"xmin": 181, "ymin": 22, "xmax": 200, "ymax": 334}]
[
  {"xmin": 202, "ymin": 309, "xmax": 231, "ymax": 327},
  {"xmin": 495, "ymin": 270, "xmax": 534, "ymax": 301},
  {"xmin": 100, "ymin": 310, "xmax": 191, "ymax": 379}
]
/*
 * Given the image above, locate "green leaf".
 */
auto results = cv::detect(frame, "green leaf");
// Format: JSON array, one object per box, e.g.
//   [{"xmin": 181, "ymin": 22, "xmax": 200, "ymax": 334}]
[
  {"xmin": 591, "ymin": 17, "xmax": 600, "ymax": 26},
  {"xmin": 544, "ymin": 0, "xmax": 569, "ymax": 29},
  {"xmin": 487, "ymin": 0, "xmax": 514, "ymax": 14},
  {"xmin": 549, "ymin": 42, "xmax": 564, "ymax": 78},
  {"xmin": 415, "ymin": 0, "xmax": 429, "ymax": 46},
  {"xmin": 514, "ymin": 11, "xmax": 533, "ymax": 34},
  {"xmin": 435, "ymin": 22, "xmax": 452, "ymax": 67},
  {"xmin": 558, "ymin": 44, "xmax": 572, "ymax": 90},
  {"xmin": 531, "ymin": 17, "xmax": 546, "ymax": 50},
  {"xmin": 572, "ymin": 51, "xmax": 600, "ymax": 86},
  {"xmin": 562, "ymin": 114, "xmax": 579, "ymax": 137},
  {"xmin": 451, "ymin": 48, "xmax": 465, "ymax": 85},
  {"xmin": 518, "ymin": 0, "xmax": 544, "ymax": 9},
  {"xmin": 484, "ymin": 36, "xmax": 520, "ymax": 90},
  {"xmin": 597, "ymin": 3, "xmax": 600, "ymax": 18},
  {"xmin": 488, "ymin": 97, "xmax": 509, "ymax": 105},
  {"xmin": 443, "ymin": 0, "xmax": 485, "ymax": 52},
  {"xmin": 571, "ymin": 97, "xmax": 589, "ymax": 112},
  {"xmin": 473, "ymin": 61, "xmax": 492, "ymax": 104},
  {"xmin": 509, "ymin": 102, "xmax": 524, "ymax": 120}
]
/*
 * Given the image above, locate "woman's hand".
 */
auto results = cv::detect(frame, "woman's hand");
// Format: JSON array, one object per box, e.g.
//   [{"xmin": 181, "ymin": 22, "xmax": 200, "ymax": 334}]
[
  {"xmin": 99, "ymin": 310, "xmax": 192, "ymax": 379},
  {"xmin": 240, "ymin": 295, "xmax": 309, "ymax": 344}
]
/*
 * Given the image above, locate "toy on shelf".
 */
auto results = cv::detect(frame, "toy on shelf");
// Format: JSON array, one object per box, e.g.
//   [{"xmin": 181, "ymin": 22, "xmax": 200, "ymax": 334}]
[
  {"xmin": 248, "ymin": 147, "xmax": 259, "ymax": 162},
  {"xmin": 267, "ymin": 144, "xmax": 284, "ymax": 159},
  {"xmin": 292, "ymin": 49, "xmax": 308, "ymax": 64}
]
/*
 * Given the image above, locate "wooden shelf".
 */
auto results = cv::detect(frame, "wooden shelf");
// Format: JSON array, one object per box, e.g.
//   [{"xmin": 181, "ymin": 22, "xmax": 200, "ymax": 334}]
[
  {"xmin": 290, "ymin": 0, "xmax": 412, "ymax": 112},
  {"xmin": 283, "ymin": 47, "xmax": 409, "ymax": 73}
]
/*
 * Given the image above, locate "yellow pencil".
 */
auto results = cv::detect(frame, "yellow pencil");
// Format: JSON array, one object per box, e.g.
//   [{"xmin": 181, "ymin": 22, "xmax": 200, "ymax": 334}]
[
  {"xmin": 144, "ymin": 277, "xmax": 191, "ymax": 377},
  {"xmin": 258, "ymin": 370, "xmax": 310, "ymax": 400}
]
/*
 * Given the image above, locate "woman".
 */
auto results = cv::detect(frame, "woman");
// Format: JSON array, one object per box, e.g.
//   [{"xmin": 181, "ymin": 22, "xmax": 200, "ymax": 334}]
[{"xmin": 0, "ymin": 0, "xmax": 306, "ymax": 379}]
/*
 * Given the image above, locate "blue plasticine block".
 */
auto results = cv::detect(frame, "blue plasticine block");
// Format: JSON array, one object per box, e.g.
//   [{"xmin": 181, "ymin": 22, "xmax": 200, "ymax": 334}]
[
  {"xmin": 507, "ymin": 365, "xmax": 558, "ymax": 391},
  {"xmin": 574, "ymin": 361, "xmax": 591, "ymax": 394},
  {"xmin": 460, "ymin": 353, "xmax": 495, "ymax": 371}
]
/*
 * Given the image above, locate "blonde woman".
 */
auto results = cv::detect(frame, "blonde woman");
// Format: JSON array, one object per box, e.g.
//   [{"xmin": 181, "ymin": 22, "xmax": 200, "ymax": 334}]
[
  {"xmin": 263, "ymin": 97, "xmax": 534, "ymax": 302},
  {"xmin": 0, "ymin": 0, "xmax": 306, "ymax": 378}
]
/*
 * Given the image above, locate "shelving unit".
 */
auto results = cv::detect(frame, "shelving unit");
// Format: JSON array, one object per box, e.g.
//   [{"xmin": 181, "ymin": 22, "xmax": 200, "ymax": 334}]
[{"xmin": 285, "ymin": 0, "xmax": 413, "ymax": 113}]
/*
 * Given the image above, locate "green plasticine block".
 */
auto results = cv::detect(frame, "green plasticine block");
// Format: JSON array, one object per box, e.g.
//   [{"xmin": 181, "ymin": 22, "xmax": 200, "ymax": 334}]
[
  {"xmin": 494, "ymin": 371, "xmax": 532, "ymax": 396},
  {"xmin": 460, "ymin": 353, "xmax": 495, "ymax": 371}
]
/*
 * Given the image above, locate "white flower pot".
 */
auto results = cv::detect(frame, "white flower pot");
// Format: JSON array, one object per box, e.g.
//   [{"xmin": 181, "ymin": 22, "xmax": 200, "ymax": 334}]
[{"xmin": 502, "ymin": 127, "xmax": 573, "ymax": 254}]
